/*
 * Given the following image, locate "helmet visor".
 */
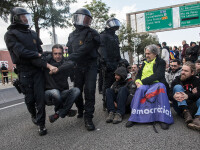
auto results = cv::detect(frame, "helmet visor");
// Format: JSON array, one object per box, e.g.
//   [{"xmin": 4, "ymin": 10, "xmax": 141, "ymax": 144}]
[
  {"xmin": 19, "ymin": 14, "xmax": 33, "ymax": 27},
  {"xmin": 72, "ymin": 14, "xmax": 92, "ymax": 27},
  {"xmin": 107, "ymin": 19, "xmax": 121, "ymax": 28}
]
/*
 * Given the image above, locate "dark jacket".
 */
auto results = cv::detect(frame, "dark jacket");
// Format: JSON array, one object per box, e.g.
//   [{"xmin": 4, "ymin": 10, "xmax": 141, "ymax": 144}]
[
  {"xmin": 98, "ymin": 28, "xmax": 121, "ymax": 62},
  {"xmin": 136, "ymin": 56, "xmax": 168, "ymax": 86},
  {"xmin": 185, "ymin": 45, "xmax": 199, "ymax": 62},
  {"xmin": 169, "ymin": 75, "xmax": 200, "ymax": 105},
  {"xmin": 1, "ymin": 66, "xmax": 8, "ymax": 76},
  {"xmin": 181, "ymin": 44, "xmax": 189, "ymax": 59},
  {"xmin": 66, "ymin": 27, "xmax": 100, "ymax": 65},
  {"xmin": 111, "ymin": 67, "xmax": 127, "ymax": 93},
  {"xmin": 98, "ymin": 28, "xmax": 121, "ymax": 72},
  {"xmin": 45, "ymin": 57, "xmax": 69, "ymax": 91},
  {"xmin": 4, "ymin": 24, "xmax": 46, "ymax": 71}
]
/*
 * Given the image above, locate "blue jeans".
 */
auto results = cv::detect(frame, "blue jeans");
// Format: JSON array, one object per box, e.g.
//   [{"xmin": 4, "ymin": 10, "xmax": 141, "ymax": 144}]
[
  {"xmin": 45, "ymin": 88, "xmax": 80, "ymax": 116},
  {"xmin": 106, "ymin": 87, "xmax": 129, "ymax": 115},
  {"xmin": 173, "ymin": 84, "xmax": 200, "ymax": 116}
]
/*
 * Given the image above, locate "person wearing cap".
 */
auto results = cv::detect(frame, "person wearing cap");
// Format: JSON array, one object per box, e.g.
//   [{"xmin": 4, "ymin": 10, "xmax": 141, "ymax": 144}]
[
  {"xmin": 4, "ymin": 7, "xmax": 56, "ymax": 136},
  {"xmin": 98, "ymin": 17, "xmax": 122, "ymax": 111},
  {"xmin": 50, "ymin": 8, "xmax": 100, "ymax": 131}
]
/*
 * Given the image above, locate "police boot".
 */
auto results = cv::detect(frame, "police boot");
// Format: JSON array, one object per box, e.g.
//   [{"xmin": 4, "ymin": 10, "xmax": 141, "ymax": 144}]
[
  {"xmin": 38, "ymin": 125, "xmax": 47, "ymax": 136},
  {"xmin": 84, "ymin": 118, "xmax": 95, "ymax": 131}
]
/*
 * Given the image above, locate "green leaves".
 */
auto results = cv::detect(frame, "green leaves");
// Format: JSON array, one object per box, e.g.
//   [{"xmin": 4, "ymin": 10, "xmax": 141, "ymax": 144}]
[
  {"xmin": 84, "ymin": 0, "xmax": 115, "ymax": 32},
  {"xmin": 0, "ymin": 0, "xmax": 76, "ymax": 36},
  {"xmin": 118, "ymin": 23, "xmax": 159, "ymax": 64}
]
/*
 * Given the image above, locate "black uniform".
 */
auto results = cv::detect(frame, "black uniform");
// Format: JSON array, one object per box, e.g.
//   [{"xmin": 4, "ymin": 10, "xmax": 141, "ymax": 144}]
[
  {"xmin": 4, "ymin": 24, "xmax": 47, "ymax": 126},
  {"xmin": 66, "ymin": 27, "xmax": 100, "ymax": 119},
  {"xmin": 98, "ymin": 28, "xmax": 121, "ymax": 108}
]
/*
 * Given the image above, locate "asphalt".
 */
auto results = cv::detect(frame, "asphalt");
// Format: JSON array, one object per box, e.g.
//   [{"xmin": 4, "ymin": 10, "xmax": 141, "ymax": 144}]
[{"xmin": 0, "ymin": 88, "xmax": 200, "ymax": 150}]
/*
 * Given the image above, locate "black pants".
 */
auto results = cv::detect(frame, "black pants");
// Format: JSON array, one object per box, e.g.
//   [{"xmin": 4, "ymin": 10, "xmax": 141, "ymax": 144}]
[
  {"xmin": 19, "ymin": 69, "xmax": 46, "ymax": 126},
  {"xmin": 3, "ymin": 77, "xmax": 8, "ymax": 84},
  {"xmin": 74, "ymin": 62, "xmax": 97, "ymax": 119},
  {"xmin": 98, "ymin": 69, "xmax": 103, "ymax": 92},
  {"xmin": 102, "ymin": 70, "xmax": 116, "ymax": 103}
]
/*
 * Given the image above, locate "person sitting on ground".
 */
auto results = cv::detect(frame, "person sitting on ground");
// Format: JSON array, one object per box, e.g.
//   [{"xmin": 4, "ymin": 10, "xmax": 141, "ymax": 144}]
[
  {"xmin": 165, "ymin": 59, "xmax": 182, "ymax": 88},
  {"xmin": 195, "ymin": 60, "xmax": 200, "ymax": 78},
  {"xmin": 1, "ymin": 64, "xmax": 9, "ymax": 84},
  {"xmin": 44, "ymin": 44, "xmax": 80, "ymax": 123},
  {"xmin": 106, "ymin": 66, "xmax": 136, "ymax": 124},
  {"xmin": 126, "ymin": 44, "xmax": 174, "ymax": 130},
  {"xmin": 131, "ymin": 64, "xmax": 138, "ymax": 81},
  {"xmin": 169, "ymin": 61, "xmax": 200, "ymax": 131}
]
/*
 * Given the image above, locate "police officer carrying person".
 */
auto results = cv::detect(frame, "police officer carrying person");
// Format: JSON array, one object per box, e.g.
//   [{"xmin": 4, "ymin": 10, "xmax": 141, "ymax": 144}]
[
  {"xmin": 4, "ymin": 7, "xmax": 57, "ymax": 136},
  {"xmin": 98, "ymin": 17, "xmax": 121, "ymax": 110},
  {"xmin": 51, "ymin": 8, "xmax": 100, "ymax": 131}
]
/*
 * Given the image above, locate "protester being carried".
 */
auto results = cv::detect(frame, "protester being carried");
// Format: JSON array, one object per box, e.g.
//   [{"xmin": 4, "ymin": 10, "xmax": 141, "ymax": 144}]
[
  {"xmin": 126, "ymin": 44, "xmax": 173, "ymax": 130},
  {"xmin": 44, "ymin": 44, "xmax": 80, "ymax": 123}
]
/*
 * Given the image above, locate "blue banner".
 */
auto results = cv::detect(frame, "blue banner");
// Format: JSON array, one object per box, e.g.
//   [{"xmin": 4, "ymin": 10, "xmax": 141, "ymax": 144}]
[{"xmin": 128, "ymin": 83, "xmax": 174, "ymax": 124}]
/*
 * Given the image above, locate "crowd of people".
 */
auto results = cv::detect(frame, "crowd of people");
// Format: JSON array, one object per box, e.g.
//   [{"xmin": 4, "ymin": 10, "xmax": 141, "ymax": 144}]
[{"xmin": 4, "ymin": 6, "xmax": 200, "ymax": 137}]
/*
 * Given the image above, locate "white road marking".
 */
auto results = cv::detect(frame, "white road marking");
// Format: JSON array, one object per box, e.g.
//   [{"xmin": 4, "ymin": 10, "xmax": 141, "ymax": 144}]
[{"xmin": 0, "ymin": 102, "xmax": 25, "ymax": 111}]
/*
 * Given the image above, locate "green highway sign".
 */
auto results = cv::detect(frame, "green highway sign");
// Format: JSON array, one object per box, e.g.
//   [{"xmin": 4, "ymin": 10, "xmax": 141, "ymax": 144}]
[
  {"xmin": 179, "ymin": 3, "xmax": 200, "ymax": 27},
  {"xmin": 145, "ymin": 8, "xmax": 173, "ymax": 31}
]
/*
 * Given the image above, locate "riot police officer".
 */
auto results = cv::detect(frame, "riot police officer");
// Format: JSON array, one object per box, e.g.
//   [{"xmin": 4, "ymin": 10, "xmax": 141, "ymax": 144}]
[
  {"xmin": 63, "ymin": 8, "xmax": 100, "ymax": 131},
  {"xmin": 98, "ymin": 17, "xmax": 121, "ymax": 110},
  {"xmin": 4, "ymin": 7, "xmax": 55, "ymax": 136}
]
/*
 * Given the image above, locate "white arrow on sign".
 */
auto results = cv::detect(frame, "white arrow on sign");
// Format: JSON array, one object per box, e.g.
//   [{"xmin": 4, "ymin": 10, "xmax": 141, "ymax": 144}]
[
  {"xmin": 147, "ymin": 26, "xmax": 150, "ymax": 29},
  {"xmin": 168, "ymin": 23, "xmax": 172, "ymax": 26}
]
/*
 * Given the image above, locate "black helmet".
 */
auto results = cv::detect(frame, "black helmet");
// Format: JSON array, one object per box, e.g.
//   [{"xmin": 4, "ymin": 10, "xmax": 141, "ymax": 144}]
[
  {"xmin": 72, "ymin": 8, "xmax": 92, "ymax": 27},
  {"xmin": 106, "ymin": 17, "xmax": 121, "ymax": 31},
  {"xmin": 10, "ymin": 7, "xmax": 33, "ymax": 27}
]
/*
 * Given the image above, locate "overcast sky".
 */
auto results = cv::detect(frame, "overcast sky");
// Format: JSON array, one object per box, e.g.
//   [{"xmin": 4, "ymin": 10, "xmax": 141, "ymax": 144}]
[{"xmin": 0, "ymin": 0, "xmax": 199, "ymax": 49}]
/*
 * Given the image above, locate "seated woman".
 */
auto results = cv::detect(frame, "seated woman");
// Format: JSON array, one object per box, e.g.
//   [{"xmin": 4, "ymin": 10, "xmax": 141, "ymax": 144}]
[{"xmin": 126, "ymin": 44, "xmax": 174, "ymax": 130}]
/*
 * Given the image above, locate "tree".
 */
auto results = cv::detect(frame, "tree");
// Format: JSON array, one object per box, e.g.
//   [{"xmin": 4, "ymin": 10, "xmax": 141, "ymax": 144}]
[
  {"xmin": 118, "ymin": 23, "xmax": 159, "ymax": 65},
  {"xmin": 0, "ymin": 0, "xmax": 18, "ymax": 22},
  {"xmin": 84, "ymin": 0, "xmax": 115, "ymax": 32},
  {"xmin": 0, "ymin": 0, "xmax": 76, "ymax": 38},
  {"xmin": 118, "ymin": 23, "xmax": 138, "ymax": 65}
]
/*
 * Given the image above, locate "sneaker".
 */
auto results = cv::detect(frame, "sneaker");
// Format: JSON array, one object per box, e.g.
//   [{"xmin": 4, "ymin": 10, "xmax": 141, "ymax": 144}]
[
  {"xmin": 67, "ymin": 109, "xmax": 77, "ymax": 117},
  {"xmin": 159, "ymin": 122, "xmax": 169, "ymax": 130},
  {"xmin": 125, "ymin": 121, "xmax": 135, "ymax": 128},
  {"xmin": 49, "ymin": 113, "xmax": 59, "ymax": 123},
  {"xmin": 106, "ymin": 112, "xmax": 115, "ymax": 123},
  {"xmin": 38, "ymin": 125, "xmax": 47, "ymax": 136},
  {"xmin": 188, "ymin": 116, "xmax": 200, "ymax": 131},
  {"xmin": 113, "ymin": 113, "xmax": 122, "ymax": 124},
  {"xmin": 84, "ymin": 118, "xmax": 95, "ymax": 131},
  {"xmin": 31, "ymin": 116, "xmax": 37, "ymax": 125},
  {"xmin": 183, "ymin": 109, "xmax": 193, "ymax": 124}
]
